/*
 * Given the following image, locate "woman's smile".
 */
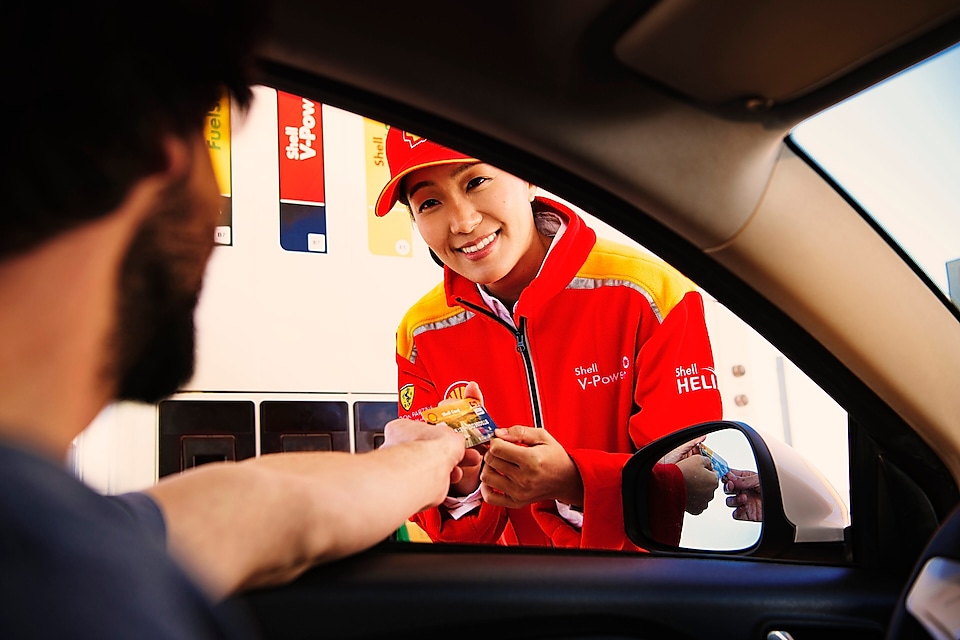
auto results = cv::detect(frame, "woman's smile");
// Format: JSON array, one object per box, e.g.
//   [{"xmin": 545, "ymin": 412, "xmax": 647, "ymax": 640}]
[{"xmin": 458, "ymin": 231, "xmax": 499, "ymax": 258}]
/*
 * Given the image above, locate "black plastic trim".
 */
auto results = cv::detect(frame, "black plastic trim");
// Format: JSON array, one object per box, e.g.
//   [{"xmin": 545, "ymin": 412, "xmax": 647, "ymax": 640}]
[{"xmin": 238, "ymin": 543, "xmax": 901, "ymax": 640}]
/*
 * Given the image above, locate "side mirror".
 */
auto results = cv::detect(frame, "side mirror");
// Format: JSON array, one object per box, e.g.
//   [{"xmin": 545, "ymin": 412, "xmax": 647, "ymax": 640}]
[{"xmin": 622, "ymin": 421, "xmax": 850, "ymax": 559}]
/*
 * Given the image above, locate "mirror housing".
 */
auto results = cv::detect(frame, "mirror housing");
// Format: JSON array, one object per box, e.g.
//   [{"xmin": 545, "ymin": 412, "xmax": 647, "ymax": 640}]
[{"xmin": 623, "ymin": 421, "xmax": 850, "ymax": 559}]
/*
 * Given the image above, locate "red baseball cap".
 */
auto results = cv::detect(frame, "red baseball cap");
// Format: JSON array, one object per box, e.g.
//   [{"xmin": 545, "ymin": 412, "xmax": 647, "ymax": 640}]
[{"xmin": 374, "ymin": 127, "xmax": 478, "ymax": 217}]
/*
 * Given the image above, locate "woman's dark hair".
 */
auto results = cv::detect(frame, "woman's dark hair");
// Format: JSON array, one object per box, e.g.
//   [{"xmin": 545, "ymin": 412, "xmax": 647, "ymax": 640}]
[{"xmin": 0, "ymin": 0, "xmax": 268, "ymax": 257}]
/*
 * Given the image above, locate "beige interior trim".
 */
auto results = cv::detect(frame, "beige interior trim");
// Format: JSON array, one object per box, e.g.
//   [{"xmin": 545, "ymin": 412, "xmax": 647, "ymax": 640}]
[{"xmin": 711, "ymin": 145, "xmax": 960, "ymax": 482}]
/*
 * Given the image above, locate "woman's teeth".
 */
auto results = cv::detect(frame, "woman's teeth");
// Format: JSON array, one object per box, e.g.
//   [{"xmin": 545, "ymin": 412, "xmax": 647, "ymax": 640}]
[{"xmin": 461, "ymin": 232, "xmax": 497, "ymax": 254}]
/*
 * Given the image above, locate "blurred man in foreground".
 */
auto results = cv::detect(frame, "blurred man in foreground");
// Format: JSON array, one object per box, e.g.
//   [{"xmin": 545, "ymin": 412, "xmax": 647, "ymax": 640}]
[{"xmin": 0, "ymin": 3, "xmax": 465, "ymax": 637}]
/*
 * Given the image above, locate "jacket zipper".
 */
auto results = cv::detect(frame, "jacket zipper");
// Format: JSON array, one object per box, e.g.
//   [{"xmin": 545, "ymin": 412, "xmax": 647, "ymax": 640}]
[
  {"xmin": 456, "ymin": 297, "xmax": 545, "ymax": 429},
  {"xmin": 514, "ymin": 317, "xmax": 544, "ymax": 429}
]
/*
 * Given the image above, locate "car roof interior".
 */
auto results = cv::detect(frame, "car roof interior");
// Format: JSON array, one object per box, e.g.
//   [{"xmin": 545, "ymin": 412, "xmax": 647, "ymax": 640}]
[{"xmin": 255, "ymin": 1, "xmax": 960, "ymax": 494}]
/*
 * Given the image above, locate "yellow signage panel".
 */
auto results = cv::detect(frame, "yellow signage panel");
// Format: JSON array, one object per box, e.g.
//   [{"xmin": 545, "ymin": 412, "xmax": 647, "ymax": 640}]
[
  {"xmin": 205, "ymin": 92, "xmax": 232, "ymax": 245},
  {"xmin": 364, "ymin": 119, "xmax": 412, "ymax": 257}
]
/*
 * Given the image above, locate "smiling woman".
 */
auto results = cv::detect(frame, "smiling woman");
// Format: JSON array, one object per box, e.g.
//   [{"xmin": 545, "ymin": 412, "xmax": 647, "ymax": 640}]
[
  {"xmin": 377, "ymin": 127, "xmax": 724, "ymax": 549},
  {"xmin": 401, "ymin": 160, "xmax": 544, "ymax": 305}
]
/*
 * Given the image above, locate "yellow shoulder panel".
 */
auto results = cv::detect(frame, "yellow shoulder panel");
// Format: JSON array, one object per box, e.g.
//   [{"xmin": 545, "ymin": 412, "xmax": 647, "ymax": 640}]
[
  {"xmin": 396, "ymin": 282, "xmax": 463, "ymax": 360},
  {"xmin": 578, "ymin": 237, "xmax": 698, "ymax": 317}
]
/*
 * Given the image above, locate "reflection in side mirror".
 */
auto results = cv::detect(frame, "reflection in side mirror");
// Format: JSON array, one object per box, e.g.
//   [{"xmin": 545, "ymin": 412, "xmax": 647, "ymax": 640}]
[
  {"xmin": 667, "ymin": 428, "xmax": 762, "ymax": 552},
  {"xmin": 624, "ymin": 421, "xmax": 850, "ymax": 560},
  {"xmin": 680, "ymin": 429, "xmax": 762, "ymax": 551}
]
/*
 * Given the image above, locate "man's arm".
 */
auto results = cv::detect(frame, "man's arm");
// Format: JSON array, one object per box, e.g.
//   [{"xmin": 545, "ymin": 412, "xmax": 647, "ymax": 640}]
[{"xmin": 144, "ymin": 419, "xmax": 464, "ymax": 600}]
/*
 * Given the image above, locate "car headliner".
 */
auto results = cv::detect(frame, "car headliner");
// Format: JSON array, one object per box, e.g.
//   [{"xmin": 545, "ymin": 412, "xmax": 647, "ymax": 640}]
[{"xmin": 255, "ymin": 1, "xmax": 960, "ymax": 484}]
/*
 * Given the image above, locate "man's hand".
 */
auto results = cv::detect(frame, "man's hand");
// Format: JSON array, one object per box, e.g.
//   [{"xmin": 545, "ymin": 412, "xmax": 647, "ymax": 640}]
[
  {"xmin": 480, "ymin": 425, "xmax": 583, "ymax": 509},
  {"xmin": 724, "ymin": 469, "xmax": 762, "ymax": 522},
  {"xmin": 434, "ymin": 381, "xmax": 487, "ymax": 495},
  {"xmin": 381, "ymin": 418, "xmax": 466, "ymax": 485}
]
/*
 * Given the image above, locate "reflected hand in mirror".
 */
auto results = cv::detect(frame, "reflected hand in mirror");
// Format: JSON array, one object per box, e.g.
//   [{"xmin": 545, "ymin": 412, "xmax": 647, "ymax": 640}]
[
  {"xmin": 673, "ymin": 429, "xmax": 762, "ymax": 551},
  {"xmin": 724, "ymin": 469, "xmax": 762, "ymax": 522},
  {"xmin": 660, "ymin": 436, "xmax": 719, "ymax": 515},
  {"xmin": 676, "ymin": 455, "xmax": 718, "ymax": 515},
  {"xmin": 625, "ymin": 422, "xmax": 849, "ymax": 556}
]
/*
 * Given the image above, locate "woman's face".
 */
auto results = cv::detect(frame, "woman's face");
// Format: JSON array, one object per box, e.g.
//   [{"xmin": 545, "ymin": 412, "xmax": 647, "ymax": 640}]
[{"xmin": 404, "ymin": 162, "xmax": 542, "ymax": 301}]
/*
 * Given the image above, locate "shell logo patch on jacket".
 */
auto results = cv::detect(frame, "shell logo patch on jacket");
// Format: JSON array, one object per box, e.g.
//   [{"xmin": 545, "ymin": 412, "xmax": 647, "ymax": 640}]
[{"xmin": 444, "ymin": 381, "xmax": 470, "ymax": 400}]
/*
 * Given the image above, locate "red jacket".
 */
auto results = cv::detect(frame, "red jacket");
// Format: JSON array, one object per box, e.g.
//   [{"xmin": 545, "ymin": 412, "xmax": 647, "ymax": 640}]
[{"xmin": 396, "ymin": 198, "xmax": 722, "ymax": 549}]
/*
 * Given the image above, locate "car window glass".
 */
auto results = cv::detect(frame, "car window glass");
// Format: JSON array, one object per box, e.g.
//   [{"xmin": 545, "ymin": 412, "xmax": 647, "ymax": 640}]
[
  {"xmin": 791, "ymin": 43, "xmax": 960, "ymax": 310},
  {"xmin": 69, "ymin": 85, "xmax": 849, "ymax": 556}
]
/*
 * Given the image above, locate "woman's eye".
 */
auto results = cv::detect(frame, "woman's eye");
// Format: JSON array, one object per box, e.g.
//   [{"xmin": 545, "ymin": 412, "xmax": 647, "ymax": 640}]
[
  {"xmin": 417, "ymin": 198, "xmax": 441, "ymax": 213},
  {"xmin": 466, "ymin": 176, "xmax": 489, "ymax": 190}
]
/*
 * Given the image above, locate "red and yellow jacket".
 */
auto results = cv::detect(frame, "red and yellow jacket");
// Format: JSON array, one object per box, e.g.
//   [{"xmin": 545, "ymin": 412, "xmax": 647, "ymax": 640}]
[{"xmin": 396, "ymin": 198, "xmax": 722, "ymax": 549}]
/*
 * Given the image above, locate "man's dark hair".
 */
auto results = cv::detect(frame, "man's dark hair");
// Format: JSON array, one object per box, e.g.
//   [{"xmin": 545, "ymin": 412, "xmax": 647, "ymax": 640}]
[{"xmin": 1, "ymin": 1, "xmax": 267, "ymax": 258}]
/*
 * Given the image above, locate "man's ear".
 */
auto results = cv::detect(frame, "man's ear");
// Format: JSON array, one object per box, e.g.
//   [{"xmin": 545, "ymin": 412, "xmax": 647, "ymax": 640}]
[
  {"xmin": 527, "ymin": 182, "xmax": 538, "ymax": 202},
  {"xmin": 112, "ymin": 134, "xmax": 194, "ymax": 229},
  {"xmin": 158, "ymin": 134, "xmax": 193, "ymax": 183}
]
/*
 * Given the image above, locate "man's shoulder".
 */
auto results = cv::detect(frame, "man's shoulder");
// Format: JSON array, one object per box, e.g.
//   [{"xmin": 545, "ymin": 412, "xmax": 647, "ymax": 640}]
[
  {"xmin": 0, "ymin": 443, "xmax": 169, "ymax": 578},
  {"xmin": 0, "ymin": 444, "xmax": 248, "ymax": 639}
]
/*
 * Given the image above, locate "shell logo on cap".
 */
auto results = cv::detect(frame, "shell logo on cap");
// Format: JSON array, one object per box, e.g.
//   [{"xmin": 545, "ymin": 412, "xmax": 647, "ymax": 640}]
[
  {"xmin": 399, "ymin": 384, "xmax": 415, "ymax": 411},
  {"xmin": 401, "ymin": 131, "xmax": 426, "ymax": 149}
]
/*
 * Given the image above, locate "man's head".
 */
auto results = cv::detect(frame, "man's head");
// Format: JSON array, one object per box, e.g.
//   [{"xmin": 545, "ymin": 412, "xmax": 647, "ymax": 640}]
[
  {"xmin": 110, "ymin": 136, "xmax": 225, "ymax": 403},
  {"xmin": 375, "ymin": 128, "xmax": 545, "ymax": 305},
  {"xmin": 2, "ymin": 1, "xmax": 263, "ymax": 258},
  {"xmin": 2, "ymin": 1, "xmax": 265, "ymax": 403}
]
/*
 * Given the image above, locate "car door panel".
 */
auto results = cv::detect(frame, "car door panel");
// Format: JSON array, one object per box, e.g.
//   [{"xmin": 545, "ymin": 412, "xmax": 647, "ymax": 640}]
[{"xmin": 239, "ymin": 545, "xmax": 900, "ymax": 639}]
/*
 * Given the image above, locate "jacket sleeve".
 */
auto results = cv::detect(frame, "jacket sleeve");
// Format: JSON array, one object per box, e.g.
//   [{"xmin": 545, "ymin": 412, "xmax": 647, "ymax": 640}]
[
  {"xmin": 412, "ymin": 500, "xmax": 508, "ymax": 544},
  {"xmin": 630, "ymin": 290, "xmax": 723, "ymax": 447},
  {"xmin": 531, "ymin": 449, "xmax": 642, "ymax": 550},
  {"xmin": 396, "ymin": 333, "xmax": 509, "ymax": 544},
  {"xmin": 648, "ymin": 463, "xmax": 687, "ymax": 546},
  {"xmin": 527, "ymin": 451, "xmax": 687, "ymax": 550}
]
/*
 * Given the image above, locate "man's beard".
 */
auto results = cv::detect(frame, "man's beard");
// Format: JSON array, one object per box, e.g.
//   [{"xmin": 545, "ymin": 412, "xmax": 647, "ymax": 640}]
[{"xmin": 108, "ymin": 176, "xmax": 215, "ymax": 404}]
